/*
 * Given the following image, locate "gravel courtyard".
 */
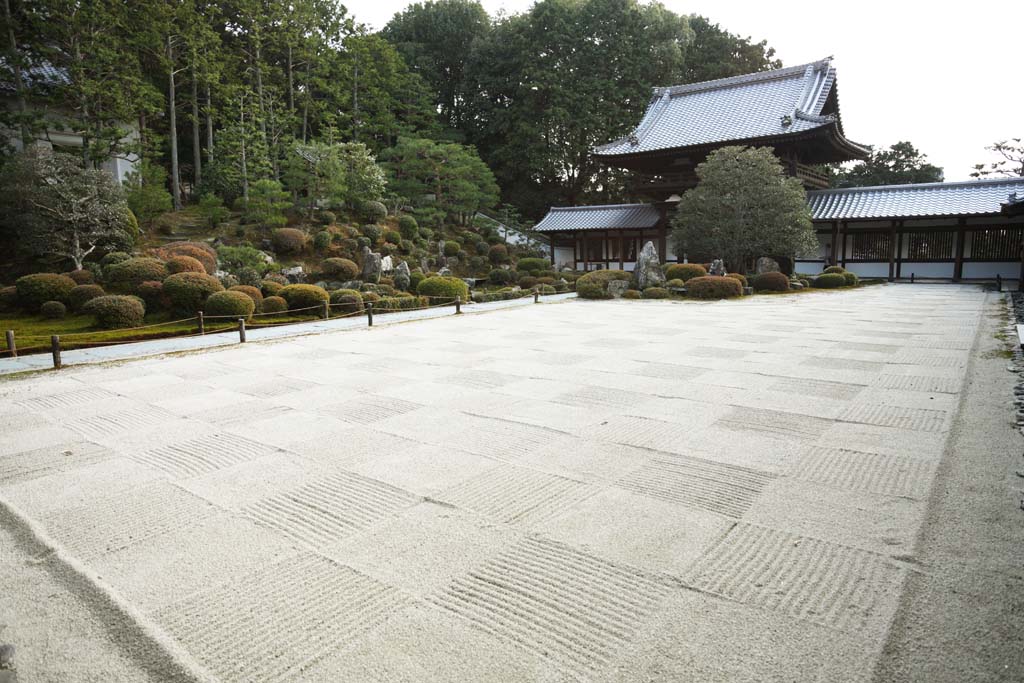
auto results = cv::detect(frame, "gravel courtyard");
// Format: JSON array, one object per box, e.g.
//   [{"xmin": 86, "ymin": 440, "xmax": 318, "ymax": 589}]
[{"xmin": 1, "ymin": 284, "xmax": 1017, "ymax": 682}]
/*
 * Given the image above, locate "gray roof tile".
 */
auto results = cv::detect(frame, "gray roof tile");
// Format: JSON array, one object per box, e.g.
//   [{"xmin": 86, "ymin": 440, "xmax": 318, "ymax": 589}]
[
  {"xmin": 534, "ymin": 204, "xmax": 660, "ymax": 232},
  {"xmin": 808, "ymin": 178, "xmax": 1024, "ymax": 220},
  {"xmin": 595, "ymin": 58, "xmax": 865, "ymax": 157}
]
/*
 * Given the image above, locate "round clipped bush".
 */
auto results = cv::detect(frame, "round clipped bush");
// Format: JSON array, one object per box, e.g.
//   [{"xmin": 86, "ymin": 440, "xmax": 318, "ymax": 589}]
[
  {"xmin": 538, "ymin": 284, "xmax": 556, "ymax": 295},
  {"xmin": 362, "ymin": 200, "xmax": 387, "ymax": 222},
  {"xmin": 362, "ymin": 291, "xmax": 381, "ymax": 304},
  {"xmin": 686, "ymin": 275, "xmax": 743, "ymax": 300},
  {"xmin": 642, "ymin": 287, "xmax": 670, "ymax": 299},
  {"xmin": 260, "ymin": 279, "xmax": 285, "ymax": 297},
  {"xmin": 318, "ymin": 210, "xmax": 336, "ymax": 225},
  {"xmin": 280, "ymin": 284, "xmax": 329, "ymax": 311},
  {"xmin": 488, "ymin": 243, "xmax": 510, "ymax": 264},
  {"xmin": 813, "ymin": 273, "xmax": 846, "ymax": 289},
  {"xmin": 575, "ymin": 270, "xmax": 631, "ymax": 299},
  {"xmin": 823, "ymin": 265, "xmax": 846, "ymax": 274},
  {"xmin": 272, "ymin": 228, "xmax": 307, "ymax": 254},
  {"xmin": 383, "ymin": 229, "xmax": 402, "ymax": 245},
  {"xmin": 163, "ymin": 272, "xmax": 224, "ymax": 314},
  {"xmin": 665, "ymin": 263, "xmax": 707, "ymax": 282},
  {"xmin": 666, "ymin": 278, "xmax": 685, "ymax": 288},
  {"xmin": 622, "ymin": 288, "xmax": 642, "ymax": 299},
  {"xmin": 359, "ymin": 224, "xmax": 381, "ymax": 244},
  {"xmin": 516, "ymin": 257, "xmax": 548, "ymax": 274},
  {"xmin": 329, "ymin": 288, "xmax": 363, "ymax": 314},
  {"xmin": 15, "ymin": 273, "xmax": 77, "ymax": 311},
  {"xmin": 751, "ymin": 271, "xmax": 790, "ymax": 292},
  {"xmin": 262, "ymin": 296, "xmax": 287, "ymax": 313},
  {"xmin": 409, "ymin": 271, "xmax": 426, "ymax": 291},
  {"xmin": 489, "ymin": 268, "xmax": 514, "ymax": 284},
  {"xmin": 40, "ymin": 300, "xmax": 66, "ymax": 319},
  {"xmin": 166, "ymin": 255, "xmax": 206, "ymax": 274},
  {"xmin": 66, "ymin": 269, "xmax": 94, "ymax": 285},
  {"xmin": 136, "ymin": 281, "xmax": 166, "ymax": 310},
  {"xmin": 313, "ymin": 230, "xmax": 332, "ymax": 252},
  {"xmin": 416, "ymin": 276, "xmax": 469, "ymax": 302},
  {"xmin": 842, "ymin": 271, "xmax": 859, "ymax": 287},
  {"xmin": 204, "ymin": 290, "xmax": 255, "ymax": 319},
  {"xmin": 69, "ymin": 284, "xmax": 106, "ymax": 311},
  {"xmin": 726, "ymin": 273, "xmax": 748, "ymax": 287},
  {"xmin": 229, "ymin": 285, "xmax": 264, "ymax": 311},
  {"xmin": 443, "ymin": 240, "xmax": 460, "ymax": 257},
  {"xmin": 101, "ymin": 251, "xmax": 131, "ymax": 267},
  {"xmin": 105, "ymin": 257, "xmax": 169, "ymax": 291},
  {"xmin": 0, "ymin": 286, "xmax": 16, "ymax": 311},
  {"xmin": 321, "ymin": 258, "xmax": 359, "ymax": 280},
  {"xmin": 398, "ymin": 215, "xmax": 418, "ymax": 240},
  {"xmin": 156, "ymin": 242, "xmax": 217, "ymax": 274},
  {"xmin": 518, "ymin": 275, "xmax": 538, "ymax": 289},
  {"xmin": 83, "ymin": 295, "xmax": 146, "ymax": 329}
]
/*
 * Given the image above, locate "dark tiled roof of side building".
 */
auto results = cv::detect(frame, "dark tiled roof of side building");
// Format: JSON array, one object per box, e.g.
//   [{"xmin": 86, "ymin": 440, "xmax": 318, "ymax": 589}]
[
  {"xmin": 807, "ymin": 177, "xmax": 1024, "ymax": 220},
  {"xmin": 594, "ymin": 58, "xmax": 868, "ymax": 158},
  {"xmin": 533, "ymin": 204, "xmax": 661, "ymax": 232}
]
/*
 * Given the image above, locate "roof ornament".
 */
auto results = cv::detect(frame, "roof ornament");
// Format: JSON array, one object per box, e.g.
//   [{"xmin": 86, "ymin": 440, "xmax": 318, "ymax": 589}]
[
  {"xmin": 627, "ymin": 133, "xmax": 639, "ymax": 146},
  {"xmin": 780, "ymin": 114, "xmax": 793, "ymax": 128}
]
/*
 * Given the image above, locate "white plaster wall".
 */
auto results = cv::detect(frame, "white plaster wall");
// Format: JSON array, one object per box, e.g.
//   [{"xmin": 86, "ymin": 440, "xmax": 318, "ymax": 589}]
[
  {"xmin": 898, "ymin": 262, "xmax": 955, "ymax": 278},
  {"xmin": 962, "ymin": 262, "xmax": 1019, "ymax": 279},
  {"xmin": 844, "ymin": 263, "xmax": 890, "ymax": 278},
  {"xmin": 553, "ymin": 247, "xmax": 574, "ymax": 270},
  {"xmin": 795, "ymin": 260, "xmax": 827, "ymax": 274}
]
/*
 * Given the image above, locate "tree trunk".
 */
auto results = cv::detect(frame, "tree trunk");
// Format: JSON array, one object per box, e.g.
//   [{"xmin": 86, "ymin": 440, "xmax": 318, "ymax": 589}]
[
  {"xmin": 352, "ymin": 58, "xmax": 359, "ymax": 142},
  {"xmin": 254, "ymin": 43, "xmax": 267, "ymax": 146},
  {"xmin": 240, "ymin": 97, "xmax": 248, "ymax": 202},
  {"xmin": 301, "ymin": 60, "xmax": 310, "ymax": 142},
  {"xmin": 191, "ymin": 58, "xmax": 202, "ymax": 191},
  {"xmin": 3, "ymin": 0, "xmax": 31, "ymax": 146},
  {"xmin": 286, "ymin": 44, "xmax": 294, "ymax": 113},
  {"xmin": 205, "ymin": 82, "xmax": 214, "ymax": 163},
  {"xmin": 168, "ymin": 37, "xmax": 181, "ymax": 210}
]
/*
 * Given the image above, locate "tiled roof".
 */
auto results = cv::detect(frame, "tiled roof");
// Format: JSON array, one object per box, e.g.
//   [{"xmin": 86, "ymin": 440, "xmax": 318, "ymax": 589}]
[
  {"xmin": 808, "ymin": 178, "xmax": 1024, "ymax": 220},
  {"xmin": 0, "ymin": 59, "xmax": 69, "ymax": 94},
  {"xmin": 595, "ymin": 58, "xmax": 867, "ymax": 157},
  {"xmin": 533, "ymin": 204, "xmax": 660, "ymax": 232}
]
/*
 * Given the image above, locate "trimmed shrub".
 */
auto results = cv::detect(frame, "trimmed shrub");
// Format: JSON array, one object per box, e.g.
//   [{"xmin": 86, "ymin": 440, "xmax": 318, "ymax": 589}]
[
  {"xmin": 823, "ymin": 265, "xmax": 846, "ymax": 274},
  {"xmin": 229, "ymin": 285, "xmax": 264, "ymax": 311},
  {"xmin": 0, "ymin": 286, "xmax": 17, "ymax": 311},
  {"xmin": 472, "ymin": 289, "xmax": 525, "ymax": 303},
  {"xmin": 362, "ymin": 291, "xmax": 381, "ymax": 304},
  {"xmin": 726, "ymin": 273, "xmax": 748, "ymax": 287},
  {"xmin": 518, "ymin": 275, "xmax": 538, "ymax": 289},
  {"xmin": 272, "ymin": 228, "xmax": 307, "ymax": 254},
  {"xmin": 409, "ymin": 271, "xmax": 426, "ymax": 291},
  {"xmin": 15, "ymin": 273, "xmax": 77, "ymax": 311},
  {"xmin": 66, "ymin": 269, "xmax": 94, "ymax": 285},
  {"xmin": 204, "ymin": 290, "xmax": 255, "ymax": 320},
  {"xmin": 642, "ymin": 287, "xmax": 670, "ymax": 299},
  {"xmin": 443, "ymin": 240, "xmax": 460, "ymax": 257},
  {"xmin": 313, "ymin": 230, "xmax": 332, "ymax": 252},
  {"xmin": 576, "ymin": 270, "xmax": 631, "ymax": 299},
  {"xmin": 751, "ymin": 271, "xmax": 790, "ymax": 292},
  {"xmin": 622, "ymin": 288, "xmax": 642, "ymax": 299},
  {"xmin": 686, "ymin": 276, "xmax": 743, "ymax": 300},
  {"xmin": 416, "ymin": 276, "xmax": 469, "ymax": 302},
  {"xmin": 361, "ymin": 200, "xmax": 387, "ymax": 222},
  {"xmin": 538, "ymin": 284, "xmax": 556, "ymax": 295},
  {"xmin": 329, "ymin": 288, "xmax": 363, "ymax": 314},
  {"xmin": 813, "ymin": 273, "xmax": 846, "ymax": 288},
  {"xmin": 105, "ymin": 257, "xmax": 168, "ymax": 291},
  {"xmin": 40, "ymin": 300, "xmax": 66, "ymax": 319},
  {"xmin": 842, "ymin": 271, "xmax": 859, "ymax": 287},
  {"xmin": 516, "ymin": 257, "xmax": 548, "ymax": 274},
  {"xmin": 319, "ymin": 210, "xmax": 336, "ymax": 225},
  {"xmin": 489, "ymin": 268, "xmax": 514, "ymax": 284},
  {"xmin": 69, "ymin": 284, "xmax": 106, "ymax": 311},
  {"xmin": 666, "ymin": 278, "xmax": 685, "ymax": 288},
  {"xmin": 262, "ymin": 296, "xmax": 287, "ymax": 314},
  {"xmin": 536, "ymin": 276, "xmax": 556, "ymax": 286},
  {"xmin": 376, "ymin": 295, "xmax": 428, "ymax": 311},
  {"xmin": 398, "ymin": 214, "xmax": 419, "ymax": 240},
  {"xmin": 83, "ymin": 295, "xmax": 146, "ymax": 329},
  {"xmin": 166, "ymin": 255, "xmax": 206, "ymax": 274},
  {"xmin": 280, "ymin": 284, "xmax": 329, "ymax": 310},
  {"xmin": 488, "ymin": 243, "xmax": 510, "ymax": 264},
  {"xmin": 101, "ymin": 251, "xmax": 131, "ymax": 267},
  {"xmin": 136, "ymin": 281, "xmax": 166, "ymax": 310},
  {"xmin": 664, "ymin": 263, "xmax": 707, "ymax": 282},
  {"xmin": 163, "ymin": 272, "xmax": 224, "ymax": 314},
  {"xmin": 156, "ymin": 242, "xmax": 217, "ymax": 274},
  {"xmin": 321, "ymin": 258, "xmax": 359, "ymax": 280},
  {"xmin": 260, "ymin": 279, "xmax": 285, "ymax": 297},
  {"xmin": 383, "ymin": 229, "xmax": 402, "ymax": 245}
]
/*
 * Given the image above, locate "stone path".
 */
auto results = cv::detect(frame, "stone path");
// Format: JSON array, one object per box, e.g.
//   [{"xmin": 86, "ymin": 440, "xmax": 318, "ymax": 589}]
[{"xmin": 0, "ymin": 284, "xmax": 1004, "ymax": 682}]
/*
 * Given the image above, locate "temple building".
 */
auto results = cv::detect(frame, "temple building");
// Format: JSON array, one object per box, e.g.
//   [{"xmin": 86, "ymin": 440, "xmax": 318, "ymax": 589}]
[{"xmin": 535, "ymin": 58, "xmax": 1024, "ymax": 281}]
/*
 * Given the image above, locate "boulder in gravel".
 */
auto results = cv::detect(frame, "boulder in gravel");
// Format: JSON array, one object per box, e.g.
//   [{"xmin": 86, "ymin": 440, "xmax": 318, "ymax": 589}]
[{"xmin": 633, "ymin": 241, "xmax": 666, "ymax": 290}]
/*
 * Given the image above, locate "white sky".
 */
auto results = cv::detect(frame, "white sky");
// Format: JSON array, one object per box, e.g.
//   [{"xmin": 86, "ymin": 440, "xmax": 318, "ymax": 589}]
[{"xmin": 347, "ymin": 0, "xmax": 1023, "ymax": 180}]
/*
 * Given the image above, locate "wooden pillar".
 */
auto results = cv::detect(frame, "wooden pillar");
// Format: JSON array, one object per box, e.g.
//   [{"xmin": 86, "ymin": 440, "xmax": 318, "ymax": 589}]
[
  {"xmin": 887, "ymin": 220, "xmax": 897, "ymax": 282},
  {"xmin": 583, "ymin": 232, "xmax": 590, "ymax": 272},
  {"xmin": 1018, "ymin": 227, "xmax": 1024, "ymax": 292},
  {"xmin": 840, "ymin": 222, "xmax": 848, "ymax": 268},
  {"xmin": 953, "ymin": 218, "xmax": 966, "ymax": 282},
  {"xmin": 896, "ymin": 227, "xmax": 903, "ymax": 279},
  {"xmin": 830, "ymin": 221, "xmax": 839, "ymax": 266},
  {"xmin": 549, "ymin": 234, "xmax": 555, "ymax": 265},
  {"xmin": 618, "ymin": 232, "xmax": 625, "ymax": 270},
  {"xmin": 572, "ymin": 231, "xmax": 578, "ymax": 270}
]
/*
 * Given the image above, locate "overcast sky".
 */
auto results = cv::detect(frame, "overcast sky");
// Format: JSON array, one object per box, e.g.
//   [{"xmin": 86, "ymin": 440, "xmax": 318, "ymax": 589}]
[{"xmin": 347, "ymin": 0, "xmax": 1023, "ymax": 181}]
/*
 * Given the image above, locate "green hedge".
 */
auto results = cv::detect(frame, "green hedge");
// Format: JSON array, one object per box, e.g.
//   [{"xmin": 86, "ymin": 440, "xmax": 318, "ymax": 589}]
[
  {"xmin": 66, "ymin": 269, "xmax": 94, "ymax": 284},
  {"xmin": 163, "ymin": 272, "xmax": 224, "ymax": 314},
  {"xmin": 40, "ymin": 300, "xmax": 67, "ymax": 319},
  {"xmin": 726, "ymin": 273, "xmax": 748, "ymax": 287},
  {"xmin": 321, "ymin": 257, "xmax": 359, "ymax": 280},
  {"xmin": 576, "ymin": 270, "xmax": 630, "ymax": 299},
  {"xmin": 842, "ymin": 271, "xmax": 859, "ymax": 286},
  {"xmin": 686, "ymin": 276, "xmax": 743, "ymax": 299},
  {"xmin": 329, "ymin": 288, "xmax": 363, "ymax": 313},
  {"xmin": 398, "ymin": 214, "xmax": 418, "ymax": 240},
  {"xmin": 665, "ymin": 263, "xmax": 707, "ymax": 282},
  {"xmin": 823, "ymin": 265, "xmax": 846, "ymax": 274},
  {"xmin": 136, "ymin": 281, "xmax": 165, "ymax": 309},
  {"xmin": 751, "ymin": 271, "xmax": 790, "ymax": 292},
  {"xmin": 813, "ymin": 273, "xmax": 847, "ymax": 288},
  {"xmin": 472, "ymin": 289, "xmax": 526, "ymax": 303},
  {"xmin": 166, "ymin": 255, "xmax": 206, "ymax": 274},
  {"xmin": 417, "ymin": 276, "xmax": 468, "ymax": 301},
  {"xmin": 376, "ymin": 295, "xmax": 428, "ymax": 311},
  {"xmin": 83, "ymin": 295, "xmax": 146, "ymax": 329},
  {"xmin": 204, "ymin": 290, "xmax": 255, "ymax": 319},
  {"xmin": 15, "ymin": 273, "xmax": 77, "ymax": 311},
  {"xmin": 105, "ymin": 257, "xmax": 169, "ymax": 291},
  {"xmin": 280, "ymin": 283, "xmax": 329, "ymax": 310},
  {"xmin": 516, "ymin": 257, "xmax": 548, "ymax": 273},
  {"xmin": 260, "ymin": 279, "xmax": 285, "ymax": 297},
  {"xmin": 69, "ymin": 284, "xmax": 106, "ymax": 311},
  {"xmin": 272, "ymin": 228, "xmax": 306, "ymax": 253},
  {"xmin": 262, "ymin": 296, "xmax": 287, "ymax": 313},
  {"xmin": 642, "ymin": 287, "xmax": 670, "ymax": 299},
  {"xmin": 229, "ymin": 285, "xmax": 264, "ymax": 311},
  {"xmin": 622, "ymin": 289, "xmax": 642, "ymax": 299}
]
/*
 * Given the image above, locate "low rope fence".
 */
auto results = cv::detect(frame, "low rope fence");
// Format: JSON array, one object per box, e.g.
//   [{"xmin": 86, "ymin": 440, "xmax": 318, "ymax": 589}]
[{"xmin": 3, "ymin": 288, "xmax": 563, "ymax": 368}]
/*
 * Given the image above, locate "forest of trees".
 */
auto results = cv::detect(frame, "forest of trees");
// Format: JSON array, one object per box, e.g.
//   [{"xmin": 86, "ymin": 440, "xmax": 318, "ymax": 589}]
[{"xmin": 0, "ymin": 0, "xmax": 782, "ymax": 221}]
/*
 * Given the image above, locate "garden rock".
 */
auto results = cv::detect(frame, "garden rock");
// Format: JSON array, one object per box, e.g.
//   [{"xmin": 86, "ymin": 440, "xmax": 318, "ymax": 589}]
[
  {"xmin": 314, "ymin": 280, "xmax": 346, "ymax": 291},
  {"xmin": 756, "ymin": 256, "xmax": 780, "ymax": 274},
  {"xmin": 282, "ymin": 265, "xmax": 305, "ymax": 283},
  {"xmin": 360, "ymin": 246, "xmax": 382, "ymax": 284},
  {"xmin": 393, "ymin": 262, "xmax": 411, "ymax": 291},
  {"xmin": 709, "ymin": 259, "xmax": 726, "ymax": 276},
  {"xmin": 381, "ymin": 255, "xmax": 394, "ymax": 273},
  {"xmin": 791, "ymin": 280, "xmax": 804, "ymax": 290},
  {"xmin": 0, "ymin": 644, "xmax": 13, "ymax": 669},
  {"xmin": 607, "ymin": 280, "xmax": 630, "ymax": 299},
  {"xmin": 438, "ymin": 266, "xmax": 452, "ymax": 276},
  {"xmin": 634, "ymin": 241, "xmax": 666, "ymax": 290}
]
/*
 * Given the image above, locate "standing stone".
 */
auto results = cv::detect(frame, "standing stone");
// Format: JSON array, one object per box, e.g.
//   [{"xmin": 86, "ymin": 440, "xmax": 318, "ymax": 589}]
[
  {"xmin": 607, "ymin": 280, "xmax": 630, "ymax": 299},
  {"xmin": 437, "ymin": 266, "xmax": 452, "ymax": 276},
  {"xmin": 281, "ymin": 265, "xmax": 305, "ymax": 283},
  {"xmin": 634, "ymin": 241, "xmax": 666, "ymax": 290},
  {"xmin": 755, "ymin": 256, "xmax": 780, "ymax": 274},
  {"xmin": 393, "ymin": 261, "xmax": 411, "ymax": 291},
  {"xmin": 709, "ymin": 258, "xmax": 726, "ymax": 276},
  {"xmin": 380, "ymin": 255, "xmax": 394, "ymax": 274},
  {"xmin": 360, "ymin": 246, "xmax": 382, "ymax": 284}
]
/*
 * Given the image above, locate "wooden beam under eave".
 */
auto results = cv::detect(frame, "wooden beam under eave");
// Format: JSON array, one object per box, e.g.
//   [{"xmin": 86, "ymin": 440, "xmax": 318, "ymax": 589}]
[
  {"xmin": 888, "ymin": 221, "xmax": 897, "ymax": 282},
  {"xmin": 953, "ymin": 219, "xmax": 966, "ymax": 282}
]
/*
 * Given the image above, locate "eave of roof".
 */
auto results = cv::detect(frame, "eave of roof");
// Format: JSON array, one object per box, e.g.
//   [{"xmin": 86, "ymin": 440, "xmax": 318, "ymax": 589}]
[
  {"xmin": 534, "ymin": 203, "xmax": 661, "ymax": 232},
  {"xmin": 809, "ymin": 177, "xmax": 1024, "ymax": 221}
]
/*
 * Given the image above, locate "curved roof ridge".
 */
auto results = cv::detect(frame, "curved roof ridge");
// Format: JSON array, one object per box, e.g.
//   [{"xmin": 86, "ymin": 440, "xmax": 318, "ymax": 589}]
[
  {"xmin": 808, "ymin": 177, "xmax": 1024, "ymax": 195},
  {"xmin": 654, "ymin": 57, "xmax": 831, "ymax": 98},
  {"xmin": 547, "ymin": 202, "xmax": 655, "ymax": 211}
]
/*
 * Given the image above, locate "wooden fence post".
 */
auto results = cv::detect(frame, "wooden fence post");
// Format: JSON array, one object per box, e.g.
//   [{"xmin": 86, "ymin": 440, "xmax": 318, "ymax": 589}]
[
  {"xmin": 534, "ymin": 289, "xmax": 539, "ymax": 303},
  {"xmin": 198, "ymin": 311, "xmax": 205, "ymax": 335},
  {"xmin": 238, "ymin": 318, "xmax": 246, "ymax": 343},
  {"xmin": 5, "ymin": 330, "xmax": 15, "ymax": 358},
  {"xmin": 50, "ymin": 335, "xmax": 61, "ymax": 369},
  {"xmin": 322, "ymin": 300, "xmax": 329, "ymax": 319},
  {"xmin": 366, "ymin": 302, "xmax": 374, "ymax": 327},
  {"xmin": 455, "ymin": 296, "xmax": 462, "ymax": 314}
]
